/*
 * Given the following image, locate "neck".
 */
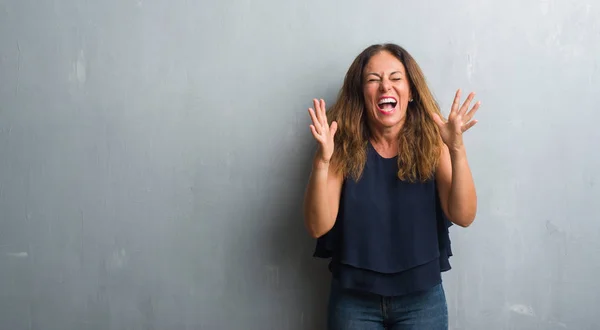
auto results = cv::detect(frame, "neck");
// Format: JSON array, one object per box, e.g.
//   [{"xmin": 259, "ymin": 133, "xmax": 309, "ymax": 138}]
[
  {"xmin": 368, "ymin": 121, "xmax": 403, "ymax": 157},
  {"xmin": 368, "ymin": 121, "xmax": 403, "ymax": 147}
]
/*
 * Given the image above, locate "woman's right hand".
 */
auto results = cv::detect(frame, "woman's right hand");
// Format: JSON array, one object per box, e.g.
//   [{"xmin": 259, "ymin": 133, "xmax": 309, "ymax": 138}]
[{"xmin": 308, "ymin": 98, "xmax": 337, "ymax": 164}]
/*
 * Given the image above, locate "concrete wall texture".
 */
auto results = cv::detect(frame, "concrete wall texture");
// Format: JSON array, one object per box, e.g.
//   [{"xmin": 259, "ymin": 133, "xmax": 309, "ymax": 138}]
[{"xmin": 1, "ymin": 0, "xmax": 599, "ymax": 329}]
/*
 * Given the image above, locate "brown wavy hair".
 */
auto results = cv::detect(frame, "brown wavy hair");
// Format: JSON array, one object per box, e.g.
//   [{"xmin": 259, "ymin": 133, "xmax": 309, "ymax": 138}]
[{"xmin": 328, "ymin": 43, "xmax": 444, "ymax": 183}]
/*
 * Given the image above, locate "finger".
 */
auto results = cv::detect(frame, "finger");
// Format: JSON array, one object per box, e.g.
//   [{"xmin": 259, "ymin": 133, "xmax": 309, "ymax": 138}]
[
  {"xmin": 308, "ymin": 108, "xmax": 322, "ymax": 134},
  {"xmin": 330, "ymin": 121, "xmax": 338, "ymax": 136},
  {"xmin": 459, "ymin": 92, "xmax": 476, "ymax": 115},
  {"xmin": 310, "ymin": 125, "xmax": 326, "ymax": 143},
  {"xmin": 319, "ymin": 99, "xmax": 329, "ymax": 127},
  {"xmin": 431, "ymin": 112, "xmax": 445, "ymax": 128},
  {"xmin": 464, "ymin": 101, "xmax": 481, "ymax": 122},
  {"xmin": 309, "ymin": 125, "xmax": 321, "ymax": 140},
  {"xmin": 308, "ymin": 108, "xmax": 319, "ymax": 127},
  {"xmin": 448, "ymin": 91, "xmax": 459, "ymax": 119},
  {"xmin": 450, "ymin": 88, "xmax": 462, "ymax": 115},
  {"xmin": 314, "ymin": 99, "xmax": 326, "ymax": 127},
  {"xmin": 462, "ymin": 119, "xmax": 478, "ymax": 132},
  {"xmin": 313, "ymin": 99, "xmax": 322, "ymax": 121}
]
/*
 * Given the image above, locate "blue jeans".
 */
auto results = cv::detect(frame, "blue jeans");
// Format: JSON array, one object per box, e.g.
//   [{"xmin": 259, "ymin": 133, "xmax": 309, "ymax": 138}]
[{"xmin": 327, "ymin": 279, "xmax": 448, "ymax": 329}]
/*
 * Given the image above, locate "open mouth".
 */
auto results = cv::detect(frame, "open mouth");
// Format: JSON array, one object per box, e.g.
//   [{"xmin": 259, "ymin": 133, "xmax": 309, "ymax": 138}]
[{"xmin": 377, "ymin": 97, "xmax": 397, "ymax": 113}]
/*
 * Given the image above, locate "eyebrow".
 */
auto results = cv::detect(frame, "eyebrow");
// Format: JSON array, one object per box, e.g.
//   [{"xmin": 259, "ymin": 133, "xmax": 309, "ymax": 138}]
[{"xmin": 365, "ymin": 71, "xmax": 404, "ymax": 78}]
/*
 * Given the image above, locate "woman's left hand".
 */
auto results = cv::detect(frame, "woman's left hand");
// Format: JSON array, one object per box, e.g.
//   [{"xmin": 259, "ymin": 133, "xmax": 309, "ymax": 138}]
[{"xmin": 432, "ymin": 89, "xmax": 481, "ymax": 152}]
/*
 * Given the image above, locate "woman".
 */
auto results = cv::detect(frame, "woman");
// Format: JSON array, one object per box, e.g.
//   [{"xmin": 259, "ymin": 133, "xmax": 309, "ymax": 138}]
[{"xmin": 303, "ymin": 43, "xmax": 479, "ymax": 329}]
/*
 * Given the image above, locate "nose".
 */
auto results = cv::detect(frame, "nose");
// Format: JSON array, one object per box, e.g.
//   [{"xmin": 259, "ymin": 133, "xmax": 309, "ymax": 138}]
[{"xmin": 379, "ymin": 78, "xmax": 391, "ymax": 92}]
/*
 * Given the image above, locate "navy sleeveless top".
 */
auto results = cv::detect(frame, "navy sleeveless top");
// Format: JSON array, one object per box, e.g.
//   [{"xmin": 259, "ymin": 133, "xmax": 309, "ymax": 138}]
[{"xmin": 313, "ymin": 142, "xmax": 454, "ymax": 296}]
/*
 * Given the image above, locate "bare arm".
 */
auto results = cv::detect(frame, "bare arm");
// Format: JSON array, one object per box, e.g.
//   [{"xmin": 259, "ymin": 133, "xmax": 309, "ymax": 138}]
[
  {"xmin": 432, "ymin": 89, "xmax": 480, "ymax": 227},
  {"xmin": 436, "ymin": 145, "xmax": 477, "ymax": 227},
  {"xmin": 303, "ymin": 158, "xmax": 343, "ymax": 238},
  {"xmin": 302, "ymin": 98, "xmax": 343, "ymax": 238}
]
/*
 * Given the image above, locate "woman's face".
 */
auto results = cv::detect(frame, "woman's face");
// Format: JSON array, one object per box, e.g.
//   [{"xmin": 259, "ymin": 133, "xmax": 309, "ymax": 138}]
[{"xmin": 362, "ymin": 50, "xmax": 412, "ymax": 132}]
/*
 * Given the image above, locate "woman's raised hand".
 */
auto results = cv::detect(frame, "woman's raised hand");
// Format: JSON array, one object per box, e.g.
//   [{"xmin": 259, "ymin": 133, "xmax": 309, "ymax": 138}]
[
  {"xmin": 308, "ymin": 98, "xmax": 338, "ymax": 164},
  {"xmin": 432, "ymin": 89, "xmax": 481, "ymax": 152}
]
